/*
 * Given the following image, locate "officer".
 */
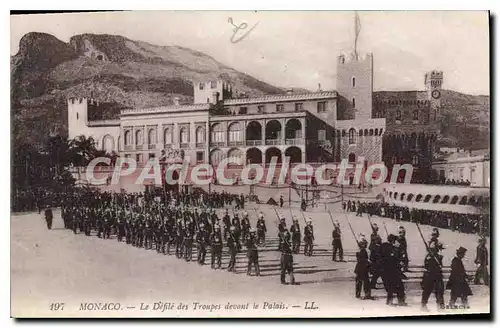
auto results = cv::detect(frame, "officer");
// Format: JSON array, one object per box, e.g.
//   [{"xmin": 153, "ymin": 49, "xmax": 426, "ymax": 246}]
[
  {"xmin": 227, "ymin": 226, "xmax": 238, "ymax": 273},
  {"xmin": 303, "ymin": 218, "xmax": 314, "ymax": 256},
  {"xmin": 290, "ymin": 218, "xmax": 301, "ymax": 254},
  {"xmin": 474, "ymin": 237, "xmax": 489, "ymax": 286},
  {"xmin": 280, "ymin": 229, "xmax": 296, "ymax": 285},
  {"xmin": 210, "ymin": 225, "xmax": 223, "ymax": 269},
  {"xmin": 447, "ymin": 246, "xmax": 473, "ymax": 307},
  {"xmin": 44, "ymin": 205, "xmax": 53, "ymax": 230},
  {"xmin": 332, "ymin": 220, "xmax": 343, "ymax": 262},
  {"xmin": 196, "ymin": 223, "xmax": 208, "ymax": 265},
  {"xmin": 256, "ymin": 212, "xmax": 267, "ymax": 245},
  {"xmin": 246, "ymin": 228, "xmax": 260, "ymax": 276},
  {"xmin": 421, "ymin": 241, "xmax": 445, "ymax": 311},
  {"xmin": 398, "ymin": 226, "xmax": 409, "ymax": 272},
  {"xmin": 355, "ymin": 237, "xmax": 374, "ymax": 300}
]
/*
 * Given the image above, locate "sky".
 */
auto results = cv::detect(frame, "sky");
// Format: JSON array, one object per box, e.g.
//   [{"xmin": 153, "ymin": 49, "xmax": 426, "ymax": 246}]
[{"xmin": 10, "ymin": 11, "xmax": 490, "ymax": 95}]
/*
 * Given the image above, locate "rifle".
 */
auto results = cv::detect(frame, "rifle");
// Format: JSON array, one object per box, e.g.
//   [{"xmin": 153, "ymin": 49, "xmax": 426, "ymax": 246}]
[
  {"xmin": 299, "ymin": 210, "xmax": 307, "ymax": 224},
  {"xmin": 327, "ymin": 209, "xmax": 335, "ymax": 226},
  {"xmin": 415, "ymin": 221, "xmax": 442, "ymax": 268},
  {"xmin": 345, "ymin": 213, "xmax": 359, "ymax": 244},
  {"xmin": 382, "ymin": 218, "xmax": 389, "ymax": 237}
]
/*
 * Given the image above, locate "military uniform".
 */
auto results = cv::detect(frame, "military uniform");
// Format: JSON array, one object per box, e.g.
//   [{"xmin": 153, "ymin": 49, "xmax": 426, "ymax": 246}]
[
  {"xmin": 474, "ymin": 238, "xmax": 489, "ymax": 286},
  {"xmin": 256, "ymin": 214, "xmax": 267, "ymax": 245},
  {"xmin": 210, "ymin": 226, "xmax": 223, "ymax": 269},
  {"xmin": 303, "ymin": 220, "xmax": 314, "ymax": 256},
  {"xmin": 447, "ymin": 247, "xmax": 472, "ymax": 307},
  {"xmin": 355, "ymin": 239, "xmax": 373, "ymax": 299},
  {"xmin": 280, "ymin": 231, "xmax": 295, "ymax": 285},
  {"xmin": 290, "ymin": 220, "xmax": 301, "ymax": 254},
  {"xmin": 421, "ymin": 242, "xmax": 445, "ymax": 310},
  {"xmin": 44, "ymin": 206, "xmax": 53, "ymax": 230},
  {"xmin": 246, "ymin": 230, "xmax": 260, "ymax": 276},
  {"xmin": 227, "ymin": 227, "xmax": 238, "ymax": 272},
  {"xmin": 382, "ymin": 235, "xmax": 406, "ymax": 306},
  {"xmin": 332, "ymin": 222, "xmax": 343, "ymax": 261}
]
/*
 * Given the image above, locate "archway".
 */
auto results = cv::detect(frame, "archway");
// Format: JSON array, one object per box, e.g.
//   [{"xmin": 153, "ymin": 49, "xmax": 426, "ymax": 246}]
[
  {"xmin": 285, "ymin": 119, "xmax": 302, "ymax": 139},
  {"xmin": 348, "ymin": 152, "xmax": 356, "ymax": 163},
  {"xmin": 285, "ymin": 146, "xmax": 302, "ymax": 163},
  {"xmin": 246, "ymin": 121, "xmax": 262, "ymax": 143},
  {"xmin": 210, "ymin": 148, "xmax": 224, "ymax": 165},
  {"xmin": 227, "ymin": 148, "xmax": 243, "ymax": 163},
  {"xmin": 102, "ymin": 135, "xmax": 114, "ymax": 153},
  {"xmin": 246, "ymin": 148, "xmax": 262, "ymax": 164},
  {"xmin": 265, "ymin": 147, "xmax": 282, "ymax": 164},
  {"xmin": 228, "ymin": 122, "xmax": 243, "ymax": 144},
  {"xmin": 265, "ymin": 120, "xmax": 282, "ymax": 141}
]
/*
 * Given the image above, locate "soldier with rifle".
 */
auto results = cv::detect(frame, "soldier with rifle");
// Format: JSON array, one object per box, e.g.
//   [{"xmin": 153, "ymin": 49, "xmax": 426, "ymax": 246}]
[
  {"xmin": 227, "ymin": 226, "xmax": 238, "ymax": 273},
  {"xmin": 210, "ymin": 225, "xmax": 223, "ymax": 269},
  {"xmin": 280, "ymin": 229, "xmax": 296, "ymax": 285},
  {"xmin": 355, "ymin": 236, "xmax": 374, "ymax": 300},
  {"xmin": 256, "ymin": 212, "xmax": 267, "ymax": 246},
  {"xmin": 290, "ymin": 218, "xmax": 301, "ymax": 254},
  {"xmin": 246, "ymin": 228, "xmax": 260, "ymax": 276},
  {"xmin": 196, "ymin": 223, "xmax": 209, "ymax": 265},
  {"xmin": 303, "ymin": 218, "xmax": 314, "ymax": 256},
  {"xmin": 420, "ymin": 240, "xmax": 445, "ymax": 311},
  {"xmin": 332, "ymin": 220, "xmax": 343, "ymax": 262}
]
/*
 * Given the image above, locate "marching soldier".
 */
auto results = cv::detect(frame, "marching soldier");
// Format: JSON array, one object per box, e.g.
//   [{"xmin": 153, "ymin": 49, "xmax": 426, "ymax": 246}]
[
  {"xmin": 184, "ymin": 224, "xmax": 194, "ymax": 262},
  {"xmin": 303, "ymin": 218, "xmax": 314, "ymax": 256},
  {"xmin": 280, "ymin": 229, "xmax": 296, "ymax": 285},
  {"xmin": 246, "ymin": 228, "xmax": 260, "ymax": 276},
  {"xmin": 290, "ymin": 218, "xmax": 301, "ymax": 254},
  {"xmin": 241, "ymin": 212, "xmax": 250, "ymax": 243},
  {"xmin": 256, "ymin": 212, "xmax": 267, "ymax": 245},
  {"xmin": 447, "ymin": 246, "xmax": 473, "ymax": 307},
  {"xmin": 369, "ymin": 223, "xmax": 380, "ymax": 250},
  {"xmin": 196, "ymin": 223, "xmax": 209, "ymax": 265},
  {"xmin": 227, "ymin": 226, "xmax": 238, "ymax": 273},
  {"xmin": 382, "ymin": 234, "xmax": 407, "ymax": 306},
  {"xmin": 278, "ymin": 217, "xmax": 287, "ymax": 251},
  {"xmin": 355, "ymin": 236, "xmax": 374, "ymax": 300},
  {"xmin": 222, "ymin": 209, "xmax": 231, "ymax": 241},
  {"xmin": 44, "ymin": 205, "xmax": 53, "ymax": 230},
  {"xmin": 332, "ymin": 220, "xmax": 343, "ymax": 262},
  {"xmin": 175, "ymin": 219, "xmax": 185, "ymax": 259},
  {"xmin": 398, "ymin": 226, "xmax": 409, "ymax": 272},
  {"xmin": 474, "ymin": 237, "xmax": 489, "ymax": 286},
  {"xmin": 369, "ymin": 235, "xmax": 384, "ymax": 289},
  {"xmin": 210, "ymin": 225, "xmax": 223, "ymax": 269},
  {"xmin": 280, "ymin": 195, "xmax": 284, "ymax": 208},
  {"xmin": 420, "ymin": 241, "xmax": 445, "ymax": 311},
  {"xmin": 232, "ymin": 213, "xmax": 242, "ymax": 251}
]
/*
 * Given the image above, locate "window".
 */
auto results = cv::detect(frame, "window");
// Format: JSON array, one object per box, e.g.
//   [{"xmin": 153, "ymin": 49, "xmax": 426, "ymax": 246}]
[
  {"xmin": 459, "ymin": 168, "xmax": 464, "ymax": 179},
  {"xmin": 412, "ymin": 155, "xmax": 419, "ymax": 165},
  {"xmin": 228, "ymin": 122, "xmax": 242, "ymax": 142},
  {"xmin": 459, "ymin": 196, "xmax": 467, "ymax": 205},
  {"xmin": 407, "ymin": 194, "xmax": 414, "ymax": 201},
  {"xmin": 317, "ymin": 101, "xmax": 327, "ymax": 113},
  {"xmin": 211, "ymin": 81, "xmax": 217, "ymax": 89},
  {"xmin": 135, "ymin": 130, "xmax": 143, "ymax": 145},
  {"xmin": 258, "ymin": 105, "xmax": 266, "ymax": 113},
  {"xmin": 164, "ymin": 128, "xmax": 173, "ymax": 144},
  {"xmin": 396, "ymin": 110, "xmax": 402, "ymax": 121},
  {"xmin": 416, "ymin": 194, "xmax": 423, "ymax": 202},
  {"xmin": 359, "ymin": 129, "xmax": 363, "ymax": 136},
  {"xmin": 148, "ymin": 129, "xmax": 156, "ymax": 145},
  {"xmin": 239, "ymin": 107, "xmax": 247, "ymax": 115},
  {"xmin": 450, "ymin": 196, "xmax": 459, "ymax": 204},
  {"xmin": 276, "ymin": 104, "xmax": 284, "ymax": 112},
  {"xmin": 76, "ymin": 113, "xmax": 79, "ymax": 120},
  {"xmin": 149, "ymin": 153, "xmax": 155, "ymax": 159},
  {"xmin": 369, "ymin": 129, "xmax": 374, "ymax": 136},
  {"xmin": 196, "ymin": 126, "xmax": 205, "ymax": 143},
  {"xmin": 295, "ymin": 103, "xmax": 303, "ymax": 112},
  {"xmin": 318, "ymin": 130, "xmax": 326, "ymax": 141},
  {"xmin": 124, "ymin": 130, "xmax": 131, "ymax": 145},
  {"xmin": 124, "ymin": 154, "xmax": 131, "ymax": 158},
  {"xmin": 441, "ymin": 195, "xmax": 450, "ymax": 203},
  {"xmin": 211, "ymin": 123, "xmax": 224, "ymax": 142},
  {"xmin": 199, "ymin": 82, "xmax": 205, "ymax": 90},
  {"xmin": 352, "ymin": 77, "xmax": 356, "ymax": 87},
  {"xmin": 136, "ymin": 154, "xmax": 142, "ymax": 164},
  {"xmin": 352, "ymin": 97, "xmax": 356, "ymax": 108},
  {"xmin": 433, "ymin": 195, "xmax": 441, "ymax": 204},
  {"xmin": 179, "ymin": 127, "xmax": 189, "ymax": 143},
  {"xmin": 413, "ymin": 110, "xmax": 419, "ymax": 121},
  {"xmin": 196, "ymin": 151, "xmax": 204, "ymax": 162},
  {"xmin": 348, "ymin": 128, "xmax": 356, "ymax": 144}
]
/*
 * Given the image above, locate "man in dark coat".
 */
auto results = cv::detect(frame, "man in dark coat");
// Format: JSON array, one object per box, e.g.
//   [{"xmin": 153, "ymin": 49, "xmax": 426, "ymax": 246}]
[
  {"xmin": 280, "ymin": 230, "xmax": 296, "ymax": 285},
  {"xmin": 447, "ymin": 246, "xmax": 472, "ymax": 307},
  {"xmin": 420, "ymin": 241, "xmax": 445, "ymax": 311},
  {"xmin": 290, "ymin": 218, "xmax": 301, "ymax": 254},
  {"xmin": 355, "ymin": 237, "xmax": 374, "ymax": 299},
  {"xmin": 332, "ymin": 221, "xmax": 343, "ymax": 262},
  {"xmin": 381, "ymin": 234, "xmax": 407, "ymax": 306},
  {"xmin": 44, "ymin": 205, "xmax": 53, "ymax": 230},
  {"xmin": 246, "ymin": 229, "xmax": 260, "ymax": 276},
  {"xmin": 303, "ymin": 219, "xmax": 314, "ymax": 256},
  {"xmin": 474, "ymin": 237, "xmax": 489, "ymax": 286}
]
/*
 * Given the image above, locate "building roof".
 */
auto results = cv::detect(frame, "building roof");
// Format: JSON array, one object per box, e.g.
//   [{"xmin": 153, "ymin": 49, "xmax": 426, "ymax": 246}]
[
  {"xmin": 222, "ymin": 91, "xmax": 337, "ymax": 106},
  {"xmin": 121, "ymin": 103, "xmax": 211, "ymax": 116}
]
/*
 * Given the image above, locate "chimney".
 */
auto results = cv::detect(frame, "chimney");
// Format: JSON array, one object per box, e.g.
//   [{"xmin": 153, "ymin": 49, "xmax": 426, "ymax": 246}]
[
  {"xmin": 286, "ymin": 88, "xmax": 293, "ymax": 95},
  {"xmin": 173, "ymin": 97, "xmax": 180, "ymax": 106}
]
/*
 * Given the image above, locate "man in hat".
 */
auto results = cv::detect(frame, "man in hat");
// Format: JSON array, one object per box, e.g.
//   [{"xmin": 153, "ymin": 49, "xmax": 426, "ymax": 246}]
[
  {"xmin": 290, "ymin": 218, "xmax": 301, "ymax": 254},
  {"xmin": 210, "ymin": 225, "xmax": 223, "ymax": 269},
  {"xmin": 256, "ymin": 212, "xmax": 267, "ymax": 245},
  {"xmin": 222, "ymin": 209, "xmax": 231, "ymax": 241},
  {"xmin": 369, "ymin": 235, "xmax": 383, "ymax": 289},
  {"xmin": 369, "ymin": 223, "xmax": 380, "ymax": 250},
  {"xmin": 332, "ymin": 221, "xmax": 343, "ymax": 262},
  {"xmin": 474, "ymin": 237, "xmax": 489, "ymax": 286},
  {"xmin": 355, "ymin": 237, "xmax": 374, "ymax": 300},
  {"xmin": 280, "ymin": 195, "xmax": 284, "ymax": 208},
  {"xmin": 447, "ymin": 246, "xmax": 473, "ymax": 307},
  {"xmin": 227, "ymin": 226, "xmax": 238, "ymax": 273},
  {"xmin": 280, "ymin": 229, "xmax": 296, "ymax": 285},
  {"xmin": 44, "ymin": 205, "xmax": 53, "ymax": 230},
  {"xmin": 303, "ymin": 219, "xmax": 314, "ymax": 256},
  {"xmin": 398, "ymin": 226, "xmax": 409, "ymax": 272},
  {"xmin": 246, "ymin": 228, "xmax": 260, "ymax": 276},
  {"xmin": 241, "ymin": 211, "xmax": 250, "ymax": 243},
  {"xmin": 420, "ymin": 241, "xmax": 445, "ymax": 311},
  {"xmin": 278, "ymin": 217, "xmax": 287, "ymax": 251},
  {"xmin": 232, "ymin": 213, "xmax": 242, "ymax": 251},
  {"xmin": 382, "ymin": 234, "xmax": 407, "ymax": 306},
  {"xmin": 196, "ymin": 223, "xmax": 209, "ymax": 265},
  {"xmin": 183, "ymin": 223, "xmax": 194, "ymax": 262}
]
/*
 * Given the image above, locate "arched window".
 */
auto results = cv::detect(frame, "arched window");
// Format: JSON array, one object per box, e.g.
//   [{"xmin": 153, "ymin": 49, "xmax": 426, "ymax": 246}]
[
  {"xmin": 352, "ymin": 77, "xmax": 356, "ymax": 87},
  {"xmin": 369, "ymin": 129, "xmax": 374, "ymax": 136},
  {"xmin": 400, "ymin": 193, "xmax": 405, "ymax": 201},
  {"xmin": 441, "ymin": 195, "xmax": 450, "ymax": 204},
  {"xmin": 124, "ymin": 130, "xmax": 131, "ymax": 146},
  {"xmin": 352, "ymin": 97, "xmax": 356, "ymax": 108},
  {"xmin": 450, "ymin": 196, "xmax": 459, "ymax": 204},
  {"xmin": 164, "ymin": 128, "xmax": 173, "ymax": 144},
  {"xmin": 228, "ymin": 122, "xmax": 242, "ymax": 142},
  {"xmin": 348, "ymin": 153, "xmax": 356, "ymax": 163},
  {"xmin": 348, "ymin": 128, "xmax": 356, "ymax": 144},
  {"xmin": 407, "ymin": 194, "xmax": 414, "ymax": 201},
  {"xmin": 196, "ymin": 126, "xmax": 205, "ymax": 143},
  {"xmin": 433, "ymin": 195, "xmax": 441, "ymax": 203},
  {"xmin": 389, "ymin": 192, "xmax": 393, "ymax": 197},
  {"xmin": 179, "ymin": 127, "xmax": 189, "ymax": 144},
  {"xmin": 412, "ymin": 155, "xmax": 419, "ymax": 165},
  {"xmin": 359, "ymin": 129, "xmax": 363, "ymax": 136},
  {"xmin": 342, "ymin": 130, "xmax": 346, "ymax": 137},
  {"xmin": 135, "ymin": 130, "xmax": 143, "ymax": 145},
  {"xmin": 416, "ymin": 194, "xmax": 423, "ymax": 202},
  {"xmin": 394, "ymin": 192, "xmax": 399, "ymax": 199},
  {"xmin": 396, "ymin": 110, "xmax": 402, "ymax": 121},
  {"xmin": 148, "ymin": 129, "xmax": 156, "ymax": 145},
  {"xmin": 459, "ymin": 196, "xmax": 468, "ymax": 205},
  {"xmin": 423, "ymin": 195, "xmax": 432, "ymax": 203},
  {"xmin": 211, "ymin": 123, "xmax": 224, "ymax": 143}
]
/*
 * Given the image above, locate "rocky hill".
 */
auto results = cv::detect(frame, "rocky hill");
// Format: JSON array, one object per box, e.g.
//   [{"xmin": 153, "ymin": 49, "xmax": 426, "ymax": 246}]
[{"xmin": 11, "ymin": 32, "xmax": 489, "ymax": 151}]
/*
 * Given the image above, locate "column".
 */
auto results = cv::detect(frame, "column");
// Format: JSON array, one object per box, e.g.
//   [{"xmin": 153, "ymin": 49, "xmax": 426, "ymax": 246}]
[
  {"xmin": 261, "ymin": 120, "xmax": 266, "ymax": 145},
  {"xmin": 206, "ymin": 120, "xmax": 210, "ymax": 164},
  {"xmin": 173, "ymin": 123, "xmax": 179, "ymax": 146},
  {"xmin": 281, "ymin": 118, "xmax": 286, "ymax": 144},
  {"xmin": 301, "ymin": 118, "xmax": 306, "ymax": 143},
  {"xmin": 301, "ymin": 146, "xmax": 306, "ymax": 163}
]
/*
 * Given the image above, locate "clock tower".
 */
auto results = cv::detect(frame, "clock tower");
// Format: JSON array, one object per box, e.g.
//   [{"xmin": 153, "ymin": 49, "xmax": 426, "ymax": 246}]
[{"xmin": 425, "ymin": 70, "xmax": 443, "ymax": 121}]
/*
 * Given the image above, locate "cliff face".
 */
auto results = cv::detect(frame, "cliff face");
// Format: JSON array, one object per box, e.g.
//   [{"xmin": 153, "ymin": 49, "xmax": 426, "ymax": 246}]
[{"xmin": 11, "ymin": 32, "xmax": 489, "ymax": 151}]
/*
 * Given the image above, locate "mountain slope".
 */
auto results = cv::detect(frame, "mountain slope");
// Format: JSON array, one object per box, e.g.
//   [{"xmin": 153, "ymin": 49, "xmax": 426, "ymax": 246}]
[{"xmin": 11, "ymin": 32, "xmax": 490, "ymax": 151}]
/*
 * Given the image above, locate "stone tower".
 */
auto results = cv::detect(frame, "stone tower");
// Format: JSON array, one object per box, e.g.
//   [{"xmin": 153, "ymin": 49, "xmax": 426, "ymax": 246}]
[{"xmin": 425, "ymin": 70, "xmax": 444, "ymax": 122}]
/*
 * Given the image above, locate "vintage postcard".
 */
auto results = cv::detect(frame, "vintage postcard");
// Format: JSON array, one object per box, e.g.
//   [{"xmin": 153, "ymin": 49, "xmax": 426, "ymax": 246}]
[{"xmin": 10, "ymin": 11, "xmax": 490, "ymax": 318}]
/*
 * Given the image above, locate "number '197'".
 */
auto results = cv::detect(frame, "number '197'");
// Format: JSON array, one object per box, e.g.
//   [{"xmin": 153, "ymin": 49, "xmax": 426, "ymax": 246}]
[{"xmin": 49, "ymin": 303, "xmax": 65, "ymax": 311}]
